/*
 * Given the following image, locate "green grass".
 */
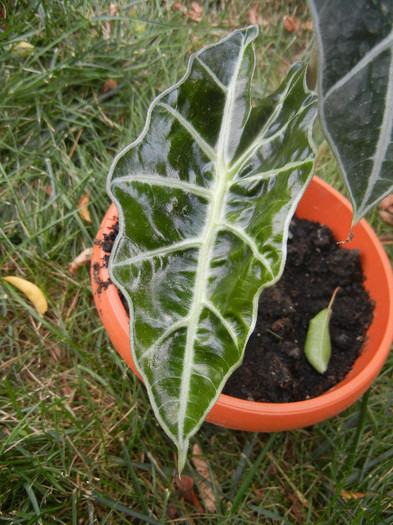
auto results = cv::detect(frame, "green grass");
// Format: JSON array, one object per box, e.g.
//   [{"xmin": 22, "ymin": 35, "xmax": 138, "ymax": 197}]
[{"xmin": 1, "ymin": 0, "xmax": 392, "ymax": 523}]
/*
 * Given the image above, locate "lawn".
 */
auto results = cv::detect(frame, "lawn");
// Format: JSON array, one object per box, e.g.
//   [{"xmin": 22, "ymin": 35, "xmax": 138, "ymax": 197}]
[{"xmin": 1, "ymin": 1, "xmax": 393, "ymax": 523}]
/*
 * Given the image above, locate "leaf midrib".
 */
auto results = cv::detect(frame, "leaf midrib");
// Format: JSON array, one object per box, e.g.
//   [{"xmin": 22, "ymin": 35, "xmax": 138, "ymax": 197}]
[{"xmin": 176, "ymin": 35, "xmax": 248, "ymax": 448}]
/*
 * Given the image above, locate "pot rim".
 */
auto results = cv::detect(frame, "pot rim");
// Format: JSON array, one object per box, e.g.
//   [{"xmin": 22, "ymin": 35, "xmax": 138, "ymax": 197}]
[{"xmin": 91, "ymin": 176, "xmax": 393, "ymax": 431}]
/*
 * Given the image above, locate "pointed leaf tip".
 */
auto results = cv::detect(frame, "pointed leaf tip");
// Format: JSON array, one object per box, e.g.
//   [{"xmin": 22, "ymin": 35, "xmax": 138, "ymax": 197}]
[{"xmin": 177, "ymin": 441, "xmax": 189, "ymax": 477}]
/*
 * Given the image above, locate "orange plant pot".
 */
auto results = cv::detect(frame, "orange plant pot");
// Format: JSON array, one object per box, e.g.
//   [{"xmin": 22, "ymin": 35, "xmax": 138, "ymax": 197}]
[{"xmin": 91, "ymin": 176, "xmax": 393, "ymax": 431}]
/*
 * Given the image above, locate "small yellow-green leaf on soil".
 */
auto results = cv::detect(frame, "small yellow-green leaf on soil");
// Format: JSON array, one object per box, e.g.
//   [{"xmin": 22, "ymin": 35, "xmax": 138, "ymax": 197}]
[
  {"xmin": 305, "ymin": 308, "xmax": 332, "ymax": 373},
  {"xmin": 2, "ymin": 276, "xmax": 48, "ymax": 316},
  {"xmin": 305, "ymin": 287, "xmax": 339, "ymax": 374}
]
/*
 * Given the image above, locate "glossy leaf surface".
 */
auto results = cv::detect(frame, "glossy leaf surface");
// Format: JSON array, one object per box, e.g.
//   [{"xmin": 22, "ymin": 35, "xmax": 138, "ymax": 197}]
[
  {"xmin": 308, "ymin": 0, "xmax": 393, "ymax": 223},
  {"xmin": 107, "ymin": 27, "xmax": 317, "ymax": 470}
]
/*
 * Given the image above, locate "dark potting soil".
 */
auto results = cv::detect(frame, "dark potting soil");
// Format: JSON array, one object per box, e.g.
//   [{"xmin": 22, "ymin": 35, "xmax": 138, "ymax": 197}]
[{"xmin": 94, "ymin": 217, "xmax": 375, "ymax": 403}]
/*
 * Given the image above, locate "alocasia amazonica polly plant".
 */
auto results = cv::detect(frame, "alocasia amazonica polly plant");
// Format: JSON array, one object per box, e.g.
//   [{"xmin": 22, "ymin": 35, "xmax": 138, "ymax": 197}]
[
  {"xmin": 107, "ymin": 1, "xmax": 393, "ymax": 472},
  {"xmin": 108, "ymin": 27, "xmax": 317, "ymax": 470}
]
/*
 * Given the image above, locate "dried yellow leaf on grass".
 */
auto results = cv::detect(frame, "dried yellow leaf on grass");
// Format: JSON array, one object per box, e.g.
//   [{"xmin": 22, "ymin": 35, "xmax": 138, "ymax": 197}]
[
  {"xmin": 340, "ymin": 490, "xmax": 367, "ymax": 500},
  {"xmin": 78, "ymin": 191, "xmax": 92, "ymax": 223},
  {"xmin": 173, "ymin": 474, "xmax": 203, "ymax": 511},
  {"xmin": 2, "ymin": 276, "xmax": 48, "ymax": 316},
  {"xmin": 11, "ymin": 41, "xmax": 35, "ymax": 56}
]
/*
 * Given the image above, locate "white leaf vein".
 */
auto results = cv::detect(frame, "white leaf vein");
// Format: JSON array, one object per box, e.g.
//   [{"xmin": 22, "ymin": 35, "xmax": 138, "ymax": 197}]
[
  {"xmin": 230, "ymin": 159, "xmax": 314, "ymax": 185},
  {"xmin": 202, "ymin": 299, "xmax": 239, "ymax": 347},
  {"xmin": 177, "ymin": 32, "xmax": 249, "ymax": 444},
  {"xmin": 139, "ymin": 319, "xmax": 189, "ymax": 362},
  {"xmin": 222, "ymin": 223, "xmax": 274, "ymax": 278},
  {"xmin": 157, "ymin": 102, "xmax": 217, "ymax": 162},
  {"xmin": 112, "ymin": 174, "xmax": 213, "ymax": 198},
  {"xmin": 230, "ymin": 98, "xmax": 315, "ymax": 176},
  {"xmin": 324, "ymin": 29, "xmax": 393, "ymax": 100},
  {"xmin": 112, "ymin": 239, "xmax": 201, "ymax": 268},
  {"xmin": 195, "ymin": 57, "xmax": 228, "ymax": 93}
]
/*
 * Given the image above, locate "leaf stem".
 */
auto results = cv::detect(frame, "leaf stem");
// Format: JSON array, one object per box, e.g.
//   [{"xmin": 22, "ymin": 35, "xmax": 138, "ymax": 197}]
[{"xmin": 328, "ymin": 286, "xmax": 340, "ymax": 311}]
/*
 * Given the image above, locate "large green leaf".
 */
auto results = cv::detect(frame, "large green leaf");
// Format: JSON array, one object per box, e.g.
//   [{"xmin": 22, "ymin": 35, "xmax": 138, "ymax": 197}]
[
  {"xmin": 107, "ymin": 26, "xmax": 317, "ymax": 471},
  {"xmin": 308, "ymin": 0, "xmax": 393, "ymax": 223}
]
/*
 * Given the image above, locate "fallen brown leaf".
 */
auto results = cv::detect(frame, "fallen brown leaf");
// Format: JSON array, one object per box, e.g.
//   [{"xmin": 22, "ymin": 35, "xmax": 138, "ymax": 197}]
[
  {"xmin": 173, "ymin": 1, "xmax": 203, "ymax": 22},
  {"xmin": 248, "ymin": 5, "xmax": 262, "ymax": 26},
  {"xmin": 188, "ymin": 2, "xmax": 203, "ymax": 22},
  {"xmin": 379, "ymin": 209, "xmax": 393, "ymax": 226},
  {"xmin": 105, "ymin": 2, "xmax": 119, "ymax": 37},
  {"xmin": 78, "ymin": 191, "xmax": 92, "ymax": 223},
  {"xmin": 69, "ymin": 247, "xmax": 93, "ymax": 275},
  {"xmin": 100, "ymin": 79, "xmax": 118, "ymax": 95},
  {"xmin": 379, "ymin": 194, "xmax": 393, "ymax": 225},
  {"xmin": 166, "ymin": 506, "xmax": 179, "ymax": 520},
  {"xmin": 283, "ymin": 15, "xmax": 300, "ymax": 33},
  {"xmin": 379, "ymin": 194, "xmax": 393, "ymax": 213},
  {"xmin": 174, "ymin": 474, "xmax": 203, "ymax": 511},
  {"xmin": 192, "ymin": 443, "xmax": 221, "ymax": 512}
]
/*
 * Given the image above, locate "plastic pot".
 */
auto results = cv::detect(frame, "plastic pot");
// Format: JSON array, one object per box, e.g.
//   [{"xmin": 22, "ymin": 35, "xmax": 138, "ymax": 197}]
[{"xmin": 91, "ymin": 176, "xmax": 393, "ymax": 431}]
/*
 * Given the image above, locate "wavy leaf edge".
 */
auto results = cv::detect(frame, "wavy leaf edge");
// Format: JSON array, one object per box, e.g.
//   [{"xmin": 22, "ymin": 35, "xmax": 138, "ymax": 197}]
[{"xmin": 106, "ymin": 26, "xmax": 318, "ymax": 471}]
